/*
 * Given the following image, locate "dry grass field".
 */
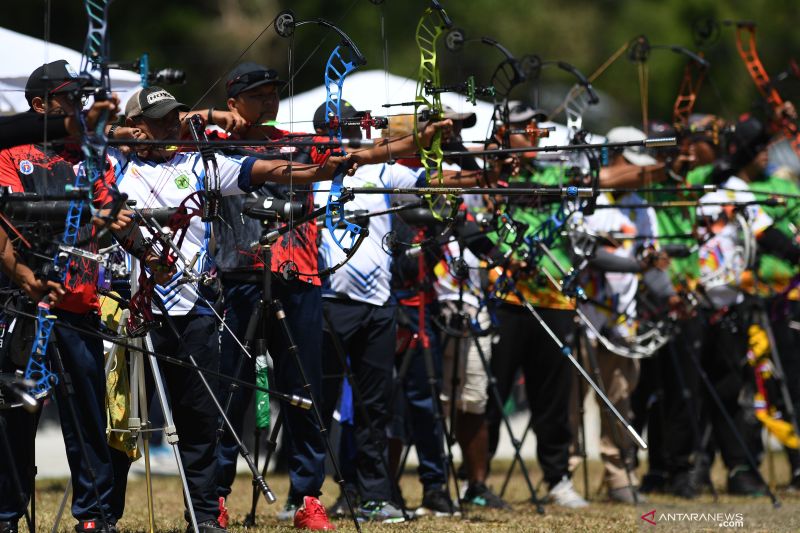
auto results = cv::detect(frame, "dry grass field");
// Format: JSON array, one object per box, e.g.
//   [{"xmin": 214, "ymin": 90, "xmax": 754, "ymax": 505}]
[{"xmin": 29, "ymin": 454, "xmax": 800, "ymax": 533}]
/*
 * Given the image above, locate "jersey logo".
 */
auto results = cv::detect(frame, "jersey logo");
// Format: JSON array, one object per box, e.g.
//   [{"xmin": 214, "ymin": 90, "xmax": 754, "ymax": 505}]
[
  {"xmin": 174, "ymin": 174, "xmax": 190, "ymax": 189},
  {"xmin": 19, "ymin": 160, "xmax": 34, "ymax": 175}
]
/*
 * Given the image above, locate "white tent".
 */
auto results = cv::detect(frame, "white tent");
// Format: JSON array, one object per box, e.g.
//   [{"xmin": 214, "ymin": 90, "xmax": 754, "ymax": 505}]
[
  {"xmin": 0, "ymin": 27, "xmax": 141, "ymax": 113},
  {"xmin": 275, "ymin": 70, "xmax": 496, "ymax": 140}
]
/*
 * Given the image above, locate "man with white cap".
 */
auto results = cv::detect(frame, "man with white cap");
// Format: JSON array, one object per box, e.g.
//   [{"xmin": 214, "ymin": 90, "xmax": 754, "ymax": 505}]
[{"xmin": 576, "ymin": 126, "xmax": 666, "ymax": 504}]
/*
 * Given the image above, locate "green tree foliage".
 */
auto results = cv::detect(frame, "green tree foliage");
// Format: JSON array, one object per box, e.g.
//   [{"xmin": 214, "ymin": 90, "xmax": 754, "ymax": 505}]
[{"xmin": 5, "ymin": 0, "xmax": 799, "ymax": 132}]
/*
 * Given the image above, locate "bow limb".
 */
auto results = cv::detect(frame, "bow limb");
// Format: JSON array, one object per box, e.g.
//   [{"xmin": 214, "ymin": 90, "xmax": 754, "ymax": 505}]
[
  {"xmin": 413, "ymin": 2, "xmax": 452, "ymax": 186},
  {"xmin": 733, "ymin": 23, "xmax": 800, "ymax": 156},
  {"xmin": 24, "ymin": 0, "xmax": 121, "ymax": 398},
  {"xmin": 273, "ymin": 10, "xmax": 366, "ymax": 269}
]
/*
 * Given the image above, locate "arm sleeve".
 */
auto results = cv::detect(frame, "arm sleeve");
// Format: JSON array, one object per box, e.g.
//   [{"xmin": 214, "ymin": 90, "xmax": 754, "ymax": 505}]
[
  {"xmin": 205, "ymin": 153, "xmax": 258, "ymax": 195},
  {"xmin": 0, "ymin": 150, "xmax": 23, "ymax": 190},
  {"xmin": 92, "ymin": 155, "xmax": 120, "ymax": 208},
  {"xmin": 0, "ymin": 113, "xmax": 68, "ymax": 150},
  {"xmin": 757, "ymin": 226, "xmax": 800, "ymax": 263},
  {"xmin": 588, "ymin": 248, "xmax": 644, "ymax": 273}
]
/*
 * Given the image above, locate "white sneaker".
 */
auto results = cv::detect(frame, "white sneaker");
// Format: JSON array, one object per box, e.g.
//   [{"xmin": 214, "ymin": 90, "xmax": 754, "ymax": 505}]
[{"xmin": 548, "ymin": 477, "xmax": 588, "ymax": 508}]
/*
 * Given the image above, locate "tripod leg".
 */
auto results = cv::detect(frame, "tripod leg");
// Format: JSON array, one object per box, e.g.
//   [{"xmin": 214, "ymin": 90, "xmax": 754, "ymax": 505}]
[
  {"xmin": 418, "ymin": 342, "xmax": 467, "ymax": 515},
  {"xmin": 498, "ymin": 416, "xmax": 533, "ymax": 499},
  {"xmin": 242, "ymin": 429, "xmax": 262, "ymax": 528},
  {"xmin": 217, "ymin": 305, "xmax": 262, "ymax": 441},
  {"xmin": 50, "ymin": 482, "xmax": 70, "ymax": 533},
  {"xmin": 575, "ymin": 333, "xmax": 590, "ymax": 501},
  {"xmin": 143, "ymin": 334, "xmax": 200, "ymax": 533},
  {"xmin": 520, "ymin": 299, "xmax": 647, "ymax": 450},
  {"xmin": 271, "ymin": 299, "xmax": 361, "ymax": 533},
  {"xmin": 245, "ymin": 411, "xmax": 283, "ymax": 527},
  {"xmin": 445, "ymin": 332, "xmax": 461, "ymax": 453},
  {"xmin": 135, "ymin": 347, "xmax": 156, "ymax": 533},
  {"xmin": 682, "ymin": 334, "xmax": 781, "ymax": 508}
]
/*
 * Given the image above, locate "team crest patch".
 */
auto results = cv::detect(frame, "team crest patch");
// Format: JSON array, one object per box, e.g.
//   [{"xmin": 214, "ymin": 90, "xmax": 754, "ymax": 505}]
[
  {"xmin": 174, "ymin": 174, "xmax": 190, "ymax": 189},
  {"xmin": 19, "ymin": 160, "xmax": 34, "ymax": 175}
]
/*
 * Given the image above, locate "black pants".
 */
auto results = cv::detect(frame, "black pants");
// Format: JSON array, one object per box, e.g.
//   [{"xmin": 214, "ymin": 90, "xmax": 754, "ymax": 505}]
[
  {"xmin": 215, "ymin": 279, "xmax": 325, "ymax": 505},
  {"xmin": 632, "ymin": 318, "xmax": 704, "ymax": 477},
  {"xmin": 699, "ymin": 308, "xmax": 763, "ymax": 470},
  {"xmin": 148, "ymin": 314, "xmax": 221, "ymax": 524},
  {"xmin": 321, "ymin": 298, "xmax": 396, "ymax": 502},
  {"xmin": 1, "ymin": 311, "xmax": 128, "ymax": 523},
  {"xmin": 487, "ymin": 304, "xmax": 574, "ymax": 486}
]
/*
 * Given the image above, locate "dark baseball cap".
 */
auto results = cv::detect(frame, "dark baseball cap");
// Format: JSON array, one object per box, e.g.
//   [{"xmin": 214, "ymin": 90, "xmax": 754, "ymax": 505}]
[
  {"xmin": 25, "ymin": 60, "xmax": 83, "ymax": 106},
  {"xmin": 226, "ymin": 62, "xmax": 284, "ymax": 98},
  {"xmin": 125, "ymin": 86, "xmax": 189, "ymax": 119},
  {"xmin": 313, "ymin": 100, "xmax": 363, "ymax": 129}
]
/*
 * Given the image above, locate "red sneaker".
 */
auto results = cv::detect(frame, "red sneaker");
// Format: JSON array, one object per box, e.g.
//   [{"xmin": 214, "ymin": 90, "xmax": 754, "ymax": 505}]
[
  {"xmin": 293, "ymin": 496, "xmax": 336, "ymax": 531},
  {"xmin": 217, "ymin": 497, "xmax": 229, "ymax": 529}
]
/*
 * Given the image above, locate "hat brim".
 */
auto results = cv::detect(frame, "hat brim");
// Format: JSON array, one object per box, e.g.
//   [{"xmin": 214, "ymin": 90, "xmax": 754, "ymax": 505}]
[
  {"xmin": 140, "ymin": 100, "xmax": 190, "ymax": 119},
  {"xmin": 233, "ymin": 78, "xmax": 286, "ymax": 97},
  {"xmin": 622, "ymin": 149, "xmax": 658, "ymax": 167},
  {"xmin": 445, "ymin": 111, "xmax": 476, "ymax": 128},
  {"xmin": 49, "ymin": 80, "xmax": 84, "ymax": 96}
]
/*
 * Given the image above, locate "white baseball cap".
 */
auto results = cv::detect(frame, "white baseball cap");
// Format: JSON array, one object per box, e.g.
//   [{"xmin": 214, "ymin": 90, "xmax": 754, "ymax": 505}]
[{"xmin": 605, "ymin": 126, "xmax": 657, "ymax": 167}]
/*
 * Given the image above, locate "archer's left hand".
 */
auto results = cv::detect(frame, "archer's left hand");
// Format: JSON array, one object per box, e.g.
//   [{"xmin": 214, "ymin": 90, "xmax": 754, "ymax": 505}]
[{"xmin": 418, "ymin": 119, "xmax": 453, "ymax": 148}]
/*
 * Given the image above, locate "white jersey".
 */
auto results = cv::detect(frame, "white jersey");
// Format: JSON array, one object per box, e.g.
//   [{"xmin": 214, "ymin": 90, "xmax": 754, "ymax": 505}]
[
  {"xmin": 578, "ymin": 194, "xmax": 639, "ymax": 339},
  {"xmin": 314, "ymin": 163, "xmax": 425, "ymax": 306},
  {"xmin": 697, "ymin": 175, "xmax": 773, "ymax": 308},
  {"xmin": 107, "ymin": 148, "xmax": 256, "ymax": 315}
]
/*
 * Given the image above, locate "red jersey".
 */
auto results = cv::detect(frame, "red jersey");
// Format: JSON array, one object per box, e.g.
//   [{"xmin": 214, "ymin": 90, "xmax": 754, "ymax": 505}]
[
  {"xmin": 0, "ymin": 144, "xmax": 110, "ymax": 313},
  {"xmin": 212, "ymin": 128, "xmax": 322, "ymax": 285}
]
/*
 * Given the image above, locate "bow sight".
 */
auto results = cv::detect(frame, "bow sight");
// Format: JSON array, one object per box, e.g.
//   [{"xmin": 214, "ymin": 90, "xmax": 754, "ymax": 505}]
[{"xmin": 106, "ymin": 54, "xmax": 186, "ymax": 88}]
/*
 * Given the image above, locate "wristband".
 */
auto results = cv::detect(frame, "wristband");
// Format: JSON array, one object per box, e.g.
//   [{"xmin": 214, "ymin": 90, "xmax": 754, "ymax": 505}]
[
  {"xmin": 107, "ymin": 125, "xmax": 119, "ymax": 139},
  {"xmin": 207, "ymin": 107, "xmax": 215, "ymax": 126}
]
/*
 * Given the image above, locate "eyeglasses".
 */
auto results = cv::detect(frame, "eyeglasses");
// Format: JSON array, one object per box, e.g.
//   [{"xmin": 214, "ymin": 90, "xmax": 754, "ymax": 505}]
[{"xmin": 226, "ymin": 69, "xmax": 279, "ymax": 89}]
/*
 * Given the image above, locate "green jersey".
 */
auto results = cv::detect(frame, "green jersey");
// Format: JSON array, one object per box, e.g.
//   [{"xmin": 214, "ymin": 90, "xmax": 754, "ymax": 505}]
[
  {"xmin": 488, "ymin": 166, "xmax": 574, "ymax": 309},
  {"xmin": 749, "ymin": 173, "xmax": 800, "ymax": 294}
]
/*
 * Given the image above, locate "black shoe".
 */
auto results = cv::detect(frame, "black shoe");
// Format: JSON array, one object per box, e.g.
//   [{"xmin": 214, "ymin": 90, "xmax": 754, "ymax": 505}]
[
  {"xmin": 668, "ymin": 471, "xmax": 698, "ymax": 499},
  {"xmin": 463, "ymin": 482, "xmax": 510, "ymax": 509},
  {"xmin": 789, "ymin": 469, "xmax": 800, "ymax": 491},
  {"xmin": 185, "ymin": 519, "xmax": 227, "ymax": 533},
  {"xmin": 0, "ymin": 521, "xmax": 18, "ymax": 533},
  {"xmin": 331, "ymin": 487, "xmax": 360, "ymax": 518},
  {"xmin": 639, "ymin": 471, "xmax": 668, "ymax": 494},
  {"xmin": 727, "ymin": 466, "xmax": 767, "ymax": 496},
  {"xmin": 416, "ymin": 488, "xmax": 457, "ymax": 517},
  {"xmin": 75, "ymin": 520, "xmax": 117, "ymax": 533}
]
